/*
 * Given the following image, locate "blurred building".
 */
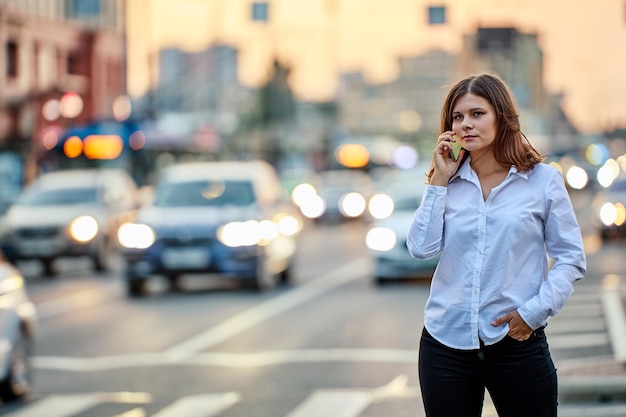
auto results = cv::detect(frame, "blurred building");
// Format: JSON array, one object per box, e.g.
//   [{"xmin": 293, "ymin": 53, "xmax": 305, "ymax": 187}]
[
  {"xmin": 135, "ymin": 44, "xmax": 257, "ymax": 157},
  {"xmin": 459, "ymin": 27, "xmax": 578, "ymax": 154},
  {"xmin": 334, "ymin": 25, "xmax": 579, "ymax": 157},
  {"xmin": 0, "ymin": 0, "xmax": 126, "ymax": 186},
  {"xmin": 338, "ymin": 49, "xmax": 457, "ymax": 142}
]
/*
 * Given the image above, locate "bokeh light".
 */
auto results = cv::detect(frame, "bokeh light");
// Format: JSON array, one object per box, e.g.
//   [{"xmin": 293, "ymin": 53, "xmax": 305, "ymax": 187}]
[
  {"xmin": 586, "ymin": 144, "xmax": 610, "ymax": 166},
  {"xmin": 565, "ymin": 166, "xmax": 588, "ymax": 190},
  {"xmin": 392, "ymin": 146, "xmax": 418, "ymax": 169},
  {"xmin": 129, "ymin": 131, "xmax": 147, "ymax": 150},
  {"xmin": 113, "ymin": 95, "xmax": 132, "ymax": 121},
  {"xmin": 63, "ymin": 136, "xmax": 83, "ymax": 158},
  {"xmin": 41, "ymin": 130, "xmax": 59, "ymax": 150},
  {"xmin": 335, "ymin": 144, "xmax": 370, "ymax": 168},
  {"xmin": 42, "ymin": 99, "xmax": 61, "ymax": 121},
  {"xmin": 60, "ymin": 91, "xmax": 84, "ymax": 118}
]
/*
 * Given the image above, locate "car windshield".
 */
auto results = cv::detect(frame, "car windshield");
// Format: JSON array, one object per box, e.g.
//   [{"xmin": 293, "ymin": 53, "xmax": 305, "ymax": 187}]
[
  {"xmin": 154, "ymin": 180, "xmax": 256, "ymax": 207},
  {"xmin": 17, "ymin": 187, "xmax": 99, "ymax": 206}
]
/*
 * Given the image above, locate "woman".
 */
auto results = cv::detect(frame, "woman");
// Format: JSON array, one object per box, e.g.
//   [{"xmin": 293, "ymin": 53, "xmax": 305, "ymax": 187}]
[{"xmin": 407, "ymin": 73, "xmax": 586, "ymax": 417}]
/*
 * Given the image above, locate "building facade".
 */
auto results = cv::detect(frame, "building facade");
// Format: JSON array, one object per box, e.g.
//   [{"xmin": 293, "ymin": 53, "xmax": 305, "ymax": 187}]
[{"xmin": 0, "ymin": 0, "xmax": 125, "ymax": 185}]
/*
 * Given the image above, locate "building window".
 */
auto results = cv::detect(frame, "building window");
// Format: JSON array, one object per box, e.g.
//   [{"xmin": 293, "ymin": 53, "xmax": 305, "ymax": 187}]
[
  {"xmin": 252, "ymin": 2, "xmax": 269, "ymax": 21},
  {"xmin": 6, "ymin": 41, "xmax": 18, "ymax": 78},
  {"xmin": 428, "ymin": 6, "xmax": 446, "ymax": 25},
  {"xmin": 66, "ymin": 0, "xmax": 100, "ymax": 18}
]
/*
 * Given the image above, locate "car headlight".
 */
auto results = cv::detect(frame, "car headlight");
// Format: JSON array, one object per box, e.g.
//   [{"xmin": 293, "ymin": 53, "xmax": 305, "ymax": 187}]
[
  {"xmin": 69, "ymin": 215, "xmax": 99, "ymax": 242},
  {"xmin": 599, "ymin": 202, "xmax": 626, "ymax": 226},
  {"xmin": 218, "ymin": 220, "xmax": 265, "ymax": 247},
  {"xmin": 117, "ymin": 223, "xmax": 155, "ymax": 249},
  {"xmin": 218, "ymin": 216, "xmax": 300, "ymax": 248},
  {"xmin": 340, "ymin": 192, "xmax": 366, "ymax": 217},
  {"xmin": 366, "ymin": 227, "xmax": 397, "ymax": 252},
  {"xmin": 368, "ymin": 193, "xmax": 395, "ymax": 219},
  {"xmin": 274, "ymin": 213, "xmax": 302, "ymax": 236},
  {"xmin": 299, "ymin": 194, "xmax": 325, "ymax": 219},
  {"xmin": 291, "ymin": 183, "xmax": 317, "ymax": 207}
]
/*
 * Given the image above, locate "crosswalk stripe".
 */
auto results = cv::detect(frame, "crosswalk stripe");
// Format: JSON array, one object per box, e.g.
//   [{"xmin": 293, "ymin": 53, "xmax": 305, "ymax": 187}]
[
  {"xmin": 559, "ymin": 304, "xmax": 603, "ymax": 317},
  {"xmin": 546, "ymin": 318, "xmax": 606, "ymax": 334},
  {"xmin": 1, "ymin": 394, "xmax": 100, "ymax": 417},
  {"xmin": 284, "ymin": 391, "xmax": 372, "ymax": 417},
  {"xmin": 151, "ymin": 393, "xmax": 240, "ymax": 417},
  {"xmin": 548, "ymin": 333, "xmax": 609, "ymax": 349}
]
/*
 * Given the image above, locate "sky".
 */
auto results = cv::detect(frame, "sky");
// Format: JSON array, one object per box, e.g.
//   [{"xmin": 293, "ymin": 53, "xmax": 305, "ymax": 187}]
[{"xmin": 126, "ymin": 0, "xmax": 626, "ymax": 134}]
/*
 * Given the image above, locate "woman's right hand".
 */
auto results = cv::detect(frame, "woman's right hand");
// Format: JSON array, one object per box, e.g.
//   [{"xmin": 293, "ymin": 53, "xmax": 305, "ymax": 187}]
[{"xmin": 429, "ymin": 131, "xmax": 465, "ymax": 186}]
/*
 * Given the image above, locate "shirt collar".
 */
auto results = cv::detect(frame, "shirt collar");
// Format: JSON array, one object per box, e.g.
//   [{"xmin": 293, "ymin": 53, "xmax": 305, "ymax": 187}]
[{"xmin": 450, "ymin": 158, "xmax": 528, "ymax": 182}]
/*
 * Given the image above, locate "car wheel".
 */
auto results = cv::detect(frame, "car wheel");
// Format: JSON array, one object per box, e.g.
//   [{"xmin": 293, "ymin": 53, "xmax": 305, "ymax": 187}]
[
  {"xmin": 0, "ymin": 332, "xmax": 33, "ymax": 402},
  {"xmin": 278, "ymin": 264, "xmax": 292, "ymax": 286},
  {"xmin": 126, "ymin": 278, "xmax": 148, "ymax": 297},
  {"xmin": 40, "ymin": 257, "xmax": 56, "ymax": 277},
  {"xmin": 166, "ymin": 275, "xmax": 183, "ymax": 292},
  {"xmin": 92, "ymin": 240, "xmax": 110, "ymax": 272},
  {"xmin": 374, "ymin": 276, "xmax": 388, "ymax": 285}
]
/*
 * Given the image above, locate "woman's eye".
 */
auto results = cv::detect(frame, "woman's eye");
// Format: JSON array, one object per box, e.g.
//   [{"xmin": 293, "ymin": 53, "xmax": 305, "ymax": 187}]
[{"xmin": 473, "ymin": 111, "xmax": 484, "ymax": 117}]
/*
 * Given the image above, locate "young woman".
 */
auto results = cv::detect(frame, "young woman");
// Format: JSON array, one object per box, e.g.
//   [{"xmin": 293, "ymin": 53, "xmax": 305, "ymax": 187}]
[{"xmin": 407, "ymin": 73, "xmax": 586, "ymax": 417}]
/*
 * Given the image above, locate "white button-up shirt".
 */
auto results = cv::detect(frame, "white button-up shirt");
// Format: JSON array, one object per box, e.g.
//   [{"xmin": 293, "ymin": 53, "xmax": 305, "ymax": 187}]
[{"xmin": 407, "ymin": 161, "xmax": 586, "ymax": 350}]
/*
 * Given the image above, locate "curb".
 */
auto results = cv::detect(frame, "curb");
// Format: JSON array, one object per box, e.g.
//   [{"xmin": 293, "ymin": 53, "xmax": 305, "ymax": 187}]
[{"xmin": 557, "ymin": 275, "xmax": 626, "ymax": 402}]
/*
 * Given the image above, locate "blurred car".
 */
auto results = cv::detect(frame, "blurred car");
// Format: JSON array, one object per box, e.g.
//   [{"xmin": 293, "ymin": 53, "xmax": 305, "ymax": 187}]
[
  {"xmin": 117, "ymin": 160, "xmax": 303, "ymax": 297},
  {"xmin": 0, "ymin": 169, "xmax": 138, "ymax": 276},
  {"xmin": 296, "ymin": 169, "xmax": 376, "ymax": 222},
  {"xmin": 0, "ymin": 251, "xmax": 37, "ymax": 402},
  {"xmin": 591, "ymin": 175, "xmax": 626, "ymax": 239},
  {"xmin": 365, "ymin": 168, "xmax": 439, "ymax": 283}
]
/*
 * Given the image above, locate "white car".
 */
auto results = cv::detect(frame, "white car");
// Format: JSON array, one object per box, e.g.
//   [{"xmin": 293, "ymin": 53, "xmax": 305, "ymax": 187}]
[
  {"xmin": 0, "ymin": 251, "xmax": 37, "ymax": 402},
  {"xmin": 0, "ymin": 169, "xmax": 138, "ymax": 276}
]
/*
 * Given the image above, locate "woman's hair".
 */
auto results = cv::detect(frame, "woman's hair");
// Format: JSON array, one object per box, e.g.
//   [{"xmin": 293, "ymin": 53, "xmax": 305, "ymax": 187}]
[{"xmin": 428, "ymin": 73, "xmax": 543, "ymax": 180}]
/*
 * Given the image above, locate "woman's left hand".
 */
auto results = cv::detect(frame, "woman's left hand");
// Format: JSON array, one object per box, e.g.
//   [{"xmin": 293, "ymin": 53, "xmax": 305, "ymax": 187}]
[{"xmin": 491, "ymin": 310, "xmax": 533, "ymax": 341}]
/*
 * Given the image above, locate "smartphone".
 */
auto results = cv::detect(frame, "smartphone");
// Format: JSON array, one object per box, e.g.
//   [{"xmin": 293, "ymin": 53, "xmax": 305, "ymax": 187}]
[{"xmin": 451, "ymin": 139, "xmax": 463, "ymax": 161}]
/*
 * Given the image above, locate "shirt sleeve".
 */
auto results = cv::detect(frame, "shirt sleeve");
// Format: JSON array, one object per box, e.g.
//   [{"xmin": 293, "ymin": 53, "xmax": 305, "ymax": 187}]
[
  {"xmin": 517, "ymin": 171, "xmax": 587, "ymax": 329},
  {"xmin": 406, "ymin": 185, "xmax": 447, "ymax": 260}
]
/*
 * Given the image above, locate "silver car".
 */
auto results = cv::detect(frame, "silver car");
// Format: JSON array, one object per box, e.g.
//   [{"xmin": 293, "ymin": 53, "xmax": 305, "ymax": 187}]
[
  {"xmin": 0, "ymin": 251, "xmax": 37, "ymax": 402},
  {"xmin": 0, "ymin": 169, "xmax": 138, "ymax": 276},
  {"xmin": 366, "ymin": 168, "xmax": 439, "ymax": 283},
  {"xmin": 591, "ymin": 176, "xmax": 626, "ymax": 240}
]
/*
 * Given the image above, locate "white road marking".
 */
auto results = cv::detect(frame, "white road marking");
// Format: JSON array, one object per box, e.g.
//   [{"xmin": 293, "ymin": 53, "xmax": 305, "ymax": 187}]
[
  {"xmin": 285, "ymin": 391, "xmax": 371, "ymax": 417},
  {"xmin": 113, "ymin": 408, "xmax": 146, "ymax": 417},
  {"xmin": 151, "ymin": 393, "xmax": 240, "ymax": 417},
  {"xmin": 602, "ymin": 275, "xmax": 626, "ymax": 363},
  {"xmin": 547, "ymin": 333, "xmax": 609, "ymax": 349},
  {"xmin": 546, "ymin": 318, "xmax": 606, "ymax": 334},
  {"xmin": 1, "ymin": 395, "xmax": 100, "ymax": 417},
  {"xmin": 33, "ymin": 348, "xmax": 417, "ymax": 372},
  {"xmin": 166, "ymin": 257, "xmax": 370, "ymax": 355},
  {"xmin": 285, "ymin": 375, "xmax": 418, "ymax": 417}
]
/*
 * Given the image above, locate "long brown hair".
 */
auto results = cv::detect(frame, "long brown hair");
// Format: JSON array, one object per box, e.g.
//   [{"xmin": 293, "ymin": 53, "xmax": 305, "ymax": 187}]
[{"xmin": 428, "ymin": 73, "xmax": 543, "ymax": 181}]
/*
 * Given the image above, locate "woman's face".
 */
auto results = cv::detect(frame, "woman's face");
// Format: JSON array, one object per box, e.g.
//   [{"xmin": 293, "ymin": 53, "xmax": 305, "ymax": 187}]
[{"xmin": 451, "ymin": 93, "xmax": 497, "ymax": 156}]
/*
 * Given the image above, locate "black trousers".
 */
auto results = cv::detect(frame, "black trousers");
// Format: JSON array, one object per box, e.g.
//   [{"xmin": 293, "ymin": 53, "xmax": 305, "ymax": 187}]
[{"xmin": 418, "ymin": 327, "xmax": 557, "ymax": 417}]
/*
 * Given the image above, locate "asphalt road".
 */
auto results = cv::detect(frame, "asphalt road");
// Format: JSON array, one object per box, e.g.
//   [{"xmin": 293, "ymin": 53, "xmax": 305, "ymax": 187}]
[{"xmin": 1, "ymin": 199, "xmax": 625, "ymax": 417}]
